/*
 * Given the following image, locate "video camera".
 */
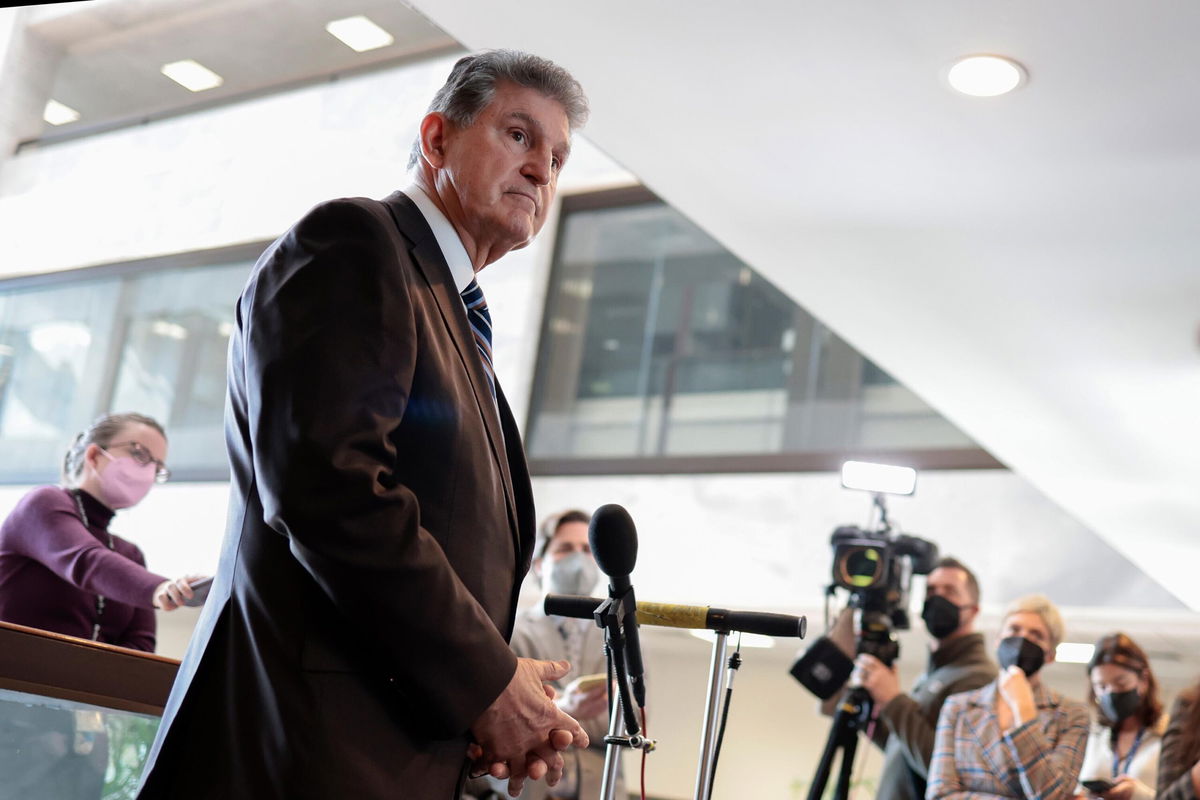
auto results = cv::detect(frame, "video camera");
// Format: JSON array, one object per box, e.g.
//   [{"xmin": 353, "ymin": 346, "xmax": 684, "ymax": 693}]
[{"xmin": 791, "ymin": 462, "xmax": 938, "ymax": 699}]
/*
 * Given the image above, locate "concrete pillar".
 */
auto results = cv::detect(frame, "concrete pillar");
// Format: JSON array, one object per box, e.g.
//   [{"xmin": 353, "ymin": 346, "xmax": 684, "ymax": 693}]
[{"xmin": 0, "ymin": 6, "xmax": 64, "ymax": 164}]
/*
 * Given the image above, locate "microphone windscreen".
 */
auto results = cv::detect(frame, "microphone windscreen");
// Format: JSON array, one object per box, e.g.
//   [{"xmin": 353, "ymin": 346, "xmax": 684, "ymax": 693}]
[{"xmin": 588, "ymin": 503, "xmax": 637, "ymax": 578}]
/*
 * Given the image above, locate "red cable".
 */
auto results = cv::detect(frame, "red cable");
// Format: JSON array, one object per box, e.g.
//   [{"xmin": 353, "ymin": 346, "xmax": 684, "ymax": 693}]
[{"xmin": 640, "ymin": 706, "xmax": 648, "ymax": 800}]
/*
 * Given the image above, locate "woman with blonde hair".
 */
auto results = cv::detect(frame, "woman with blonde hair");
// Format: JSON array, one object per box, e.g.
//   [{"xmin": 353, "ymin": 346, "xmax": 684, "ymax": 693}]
[{"xmin": 928, "ymin": 593, "xmax": 1090, "ymax": 800}]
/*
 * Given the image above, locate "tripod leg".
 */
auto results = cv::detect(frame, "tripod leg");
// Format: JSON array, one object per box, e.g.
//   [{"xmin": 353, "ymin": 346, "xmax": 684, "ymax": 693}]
[
  {"xmin": 807, "ymin": 705, "xmax": 851, "ymax": 800},
  {"xmin": 833, "ymin": 725, "xmax": 859, "ymax": 800}
]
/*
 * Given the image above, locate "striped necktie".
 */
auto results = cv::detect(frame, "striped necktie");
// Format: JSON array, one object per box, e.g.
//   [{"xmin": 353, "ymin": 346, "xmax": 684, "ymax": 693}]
[{"xmin": 460, "ymin": 279, "xmax": 495, "ymax": 398}]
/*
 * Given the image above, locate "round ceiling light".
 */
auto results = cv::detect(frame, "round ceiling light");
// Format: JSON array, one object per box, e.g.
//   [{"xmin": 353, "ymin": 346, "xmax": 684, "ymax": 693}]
[{"xmin": 947, "ymin": 55, "xmax": 1026, "ymax": 97}]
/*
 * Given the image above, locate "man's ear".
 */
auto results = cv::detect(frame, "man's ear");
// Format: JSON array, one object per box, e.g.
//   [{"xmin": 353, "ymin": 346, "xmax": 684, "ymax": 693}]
[{"xmin": 418, "ymin": 112, "xmax": 449, "ymax": 169}]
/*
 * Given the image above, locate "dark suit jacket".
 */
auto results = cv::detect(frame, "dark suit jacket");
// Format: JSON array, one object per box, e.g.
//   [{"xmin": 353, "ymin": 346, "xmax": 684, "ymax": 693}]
[{"xmin": 137, "ymin": 192, "xmax": 535, "ymax": 799}]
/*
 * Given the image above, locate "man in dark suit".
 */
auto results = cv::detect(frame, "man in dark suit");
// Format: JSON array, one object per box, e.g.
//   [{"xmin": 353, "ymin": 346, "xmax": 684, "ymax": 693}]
[{"xmin": 137, "ymin": 51, "xmax": 590, "ymax": 800}]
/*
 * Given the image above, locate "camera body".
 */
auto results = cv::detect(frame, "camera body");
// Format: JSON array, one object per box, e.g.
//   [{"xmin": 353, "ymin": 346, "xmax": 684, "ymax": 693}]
[
  {"xmin": 831, "ymin": 524, "xmax": 938, "ymax": 666},
  {"xmin": 830, "ymin": 524, "xmax": 939, "ymax": 665},
  {"xmin": 791, "ymin": 523, "xmax": 938, "ymax": 698}
]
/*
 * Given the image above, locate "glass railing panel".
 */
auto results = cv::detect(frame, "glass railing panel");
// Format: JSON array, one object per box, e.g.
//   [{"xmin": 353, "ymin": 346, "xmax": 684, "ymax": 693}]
[{"xmin": 0, "ymin": 687, "xmax": 160, "ymax": 800}]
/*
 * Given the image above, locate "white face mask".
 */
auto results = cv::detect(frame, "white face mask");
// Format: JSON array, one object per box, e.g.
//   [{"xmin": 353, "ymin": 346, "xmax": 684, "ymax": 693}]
[{"xmin": 544, "ymin": 551, "xmax": 600, "ymax": 596}]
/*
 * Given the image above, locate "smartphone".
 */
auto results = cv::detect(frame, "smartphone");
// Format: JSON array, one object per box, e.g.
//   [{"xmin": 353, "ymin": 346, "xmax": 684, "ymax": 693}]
[
  {"xmin": 183, "ymin": 576, "xmax": 214, "ymax": 607},
  {"xmin": 573, "ymin": 673, "xmax": 609, "ymax": 692},
  {"xmin": 1082, "ymin": 779, "xmax": 1115, "ymax": 795}
]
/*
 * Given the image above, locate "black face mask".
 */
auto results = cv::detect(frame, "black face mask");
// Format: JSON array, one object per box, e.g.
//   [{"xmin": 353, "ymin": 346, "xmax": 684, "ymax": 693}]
[
  {"xmin": 1100, "ymin": 688, "xmax": 1142, "ymax": 724},
  {"xmin": 922, "ymin": 595, "xmax": 962, "ymax": 639},
  {"xmin": 997, "ymin": 636, "xmax": 1046, "ymax": 677}
]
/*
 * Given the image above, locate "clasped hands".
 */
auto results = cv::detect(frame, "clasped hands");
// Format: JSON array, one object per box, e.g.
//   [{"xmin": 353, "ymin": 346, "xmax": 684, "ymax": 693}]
[{"xmin": 468, "ymin": 657, "xmax": 590, "ymax": 798}]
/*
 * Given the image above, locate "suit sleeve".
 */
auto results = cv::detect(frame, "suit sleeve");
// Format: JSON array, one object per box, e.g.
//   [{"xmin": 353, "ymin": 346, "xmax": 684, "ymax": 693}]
[
  {"xmin": 1004, "ymin": 700, "xmax": 1090, "ymax": 800},
  {"xmin": 241, "ymin": 199, "xmax": 516, "ymax": 736},
  {"xmin": 1158, "ymin": 698, "xmax": 1199, "ymax": 800}
]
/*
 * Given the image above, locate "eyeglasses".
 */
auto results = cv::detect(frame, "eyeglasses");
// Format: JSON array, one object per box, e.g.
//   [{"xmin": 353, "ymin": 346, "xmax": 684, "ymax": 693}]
[{"xmin": 105, "ymin": 441, "xmax": 171, "ymax": 483}]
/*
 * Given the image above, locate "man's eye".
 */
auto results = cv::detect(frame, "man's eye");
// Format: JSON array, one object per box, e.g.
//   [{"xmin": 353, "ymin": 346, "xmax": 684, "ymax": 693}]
[
  {"xmin": 511, "ymin": 130, "xmax": 525, "ymax": 143},
  {"xmin": 551, "ymin": 158, "xmax": 561, "ymax": 171}
]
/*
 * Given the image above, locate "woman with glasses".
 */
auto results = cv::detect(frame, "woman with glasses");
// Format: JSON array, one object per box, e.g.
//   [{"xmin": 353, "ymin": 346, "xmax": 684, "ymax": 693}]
[
  {"xmin": 0, "ymin": 412, "xmax": 205, "ymax": 651},
  {"xmin": 1077, "ymin": 633, "xmax": 1166, "ymax": 800}
]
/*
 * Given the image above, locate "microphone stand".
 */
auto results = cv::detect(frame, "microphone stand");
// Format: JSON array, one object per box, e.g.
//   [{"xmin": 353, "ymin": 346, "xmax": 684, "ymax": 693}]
[
  {"xmin": 694, "ymin": 629, "xmax": 730, "ymax": 800},
  {"xmin": 592, "ymin": 593, "xmax": 652, "ymax": 800}
]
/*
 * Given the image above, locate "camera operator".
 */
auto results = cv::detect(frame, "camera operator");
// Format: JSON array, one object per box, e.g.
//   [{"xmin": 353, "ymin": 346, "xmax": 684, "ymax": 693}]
[{"xmin": 847, "ymin": 557, "xmax": 997, "ymax": 800}]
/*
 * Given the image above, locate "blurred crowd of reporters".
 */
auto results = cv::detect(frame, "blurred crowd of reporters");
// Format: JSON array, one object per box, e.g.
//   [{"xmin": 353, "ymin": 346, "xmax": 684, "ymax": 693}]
[{"xmin": 797, "ymin": 553, "xmax": 1200, "ymax": 800}]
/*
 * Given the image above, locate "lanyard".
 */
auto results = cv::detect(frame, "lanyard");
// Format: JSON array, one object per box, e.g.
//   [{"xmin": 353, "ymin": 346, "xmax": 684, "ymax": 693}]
[
  {"xmin": 1112, "ymin": 726, "xmax": 1147, "ymax": 777},
  {"xmin": 72, "ymin": 489, "xmax": 115, "ymax": 641}
]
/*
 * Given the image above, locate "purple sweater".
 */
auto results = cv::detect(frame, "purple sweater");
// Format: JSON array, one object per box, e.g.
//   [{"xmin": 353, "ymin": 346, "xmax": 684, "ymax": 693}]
[{"xmin": 0, "ymin": 486, "xmax": 166, "ymax": 651}]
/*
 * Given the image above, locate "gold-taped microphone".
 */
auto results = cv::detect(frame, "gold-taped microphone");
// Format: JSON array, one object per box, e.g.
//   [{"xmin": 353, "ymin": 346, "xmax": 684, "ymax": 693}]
[{"xmin": 544, "ymin": 594, "xmax": 806, "ymax": 639}]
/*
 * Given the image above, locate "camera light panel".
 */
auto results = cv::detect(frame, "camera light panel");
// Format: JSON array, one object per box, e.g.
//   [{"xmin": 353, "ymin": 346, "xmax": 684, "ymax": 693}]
[{"xmin": 840, "ymin": 461, "xmax": 917, "ymax": 496}]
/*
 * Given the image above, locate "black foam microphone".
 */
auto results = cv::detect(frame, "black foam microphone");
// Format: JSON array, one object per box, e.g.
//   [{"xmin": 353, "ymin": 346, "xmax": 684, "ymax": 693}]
[{"xmin": 588, "ymin": 504, "xmax": 646, "ymax": 708}]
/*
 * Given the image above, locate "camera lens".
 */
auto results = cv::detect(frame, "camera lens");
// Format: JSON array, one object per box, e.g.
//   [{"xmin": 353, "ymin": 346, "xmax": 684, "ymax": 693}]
[{"xmin": 840, "ymin": 546, "xmax": 884, "ymax": 588}]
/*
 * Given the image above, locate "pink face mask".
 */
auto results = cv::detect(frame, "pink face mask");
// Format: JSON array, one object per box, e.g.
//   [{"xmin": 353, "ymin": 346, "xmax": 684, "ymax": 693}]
[{"xmin": 97, "ymin": 450, "xmax": 157, "ymax": 509}]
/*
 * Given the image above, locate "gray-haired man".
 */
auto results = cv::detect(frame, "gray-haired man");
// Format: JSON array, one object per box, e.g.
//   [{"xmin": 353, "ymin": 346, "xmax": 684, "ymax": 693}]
[{"xmin": 138, "ymin": 51, "xmax": 590, "ymax": 800}]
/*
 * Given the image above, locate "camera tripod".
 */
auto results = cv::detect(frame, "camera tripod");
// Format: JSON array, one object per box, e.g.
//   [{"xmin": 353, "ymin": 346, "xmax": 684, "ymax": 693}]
[{"xmin": 807, "ymin": 685, "xmax": 875, "ymax": 800}]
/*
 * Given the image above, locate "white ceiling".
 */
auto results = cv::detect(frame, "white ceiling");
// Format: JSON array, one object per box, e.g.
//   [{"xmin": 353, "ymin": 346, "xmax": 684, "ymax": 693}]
[
  {"xmin": 25, "ymin": 0, "xmax": 455, "ymax": 137},
  {"xmin": 407, "ymin": 0, "xmax": 1200, "ymax": 607}
]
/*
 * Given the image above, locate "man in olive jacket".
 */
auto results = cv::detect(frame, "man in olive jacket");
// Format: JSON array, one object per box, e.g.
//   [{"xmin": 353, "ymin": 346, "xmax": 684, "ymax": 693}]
[{"xmin": 853, "ymin": 557, "xmax": 997, "ymax": 800}]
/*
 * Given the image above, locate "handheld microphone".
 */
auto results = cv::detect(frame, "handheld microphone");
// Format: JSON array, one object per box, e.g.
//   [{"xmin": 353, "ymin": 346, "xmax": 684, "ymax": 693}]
[
  {"xmin": 544, "ymin": 595, "xmax": 807, "ymax": 639},
  {"xmin": 588, "ymin": 504, "xmax": 646, "ymax": 708}
]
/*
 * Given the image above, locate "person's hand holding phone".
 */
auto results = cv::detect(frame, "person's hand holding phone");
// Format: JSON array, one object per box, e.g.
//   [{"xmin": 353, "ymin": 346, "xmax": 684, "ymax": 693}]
[
  {"xmin": 1100, "ymin": 776, "xmax": 1136, "ymax": 800},
  {"xmin": 558, "ymin": 673, "xmax": 609, "ymax": 720}
]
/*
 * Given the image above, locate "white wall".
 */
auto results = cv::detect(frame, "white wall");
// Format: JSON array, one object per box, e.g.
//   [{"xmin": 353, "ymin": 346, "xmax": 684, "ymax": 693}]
[{"xmin": 3, "ymin": 47, "xmax": 1198, "ymax": 800}]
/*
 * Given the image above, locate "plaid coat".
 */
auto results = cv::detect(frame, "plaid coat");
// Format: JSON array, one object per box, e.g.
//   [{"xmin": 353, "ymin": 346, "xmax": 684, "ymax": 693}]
[{"xmin": 928, "ymin": 679, "xmax": 1089, "ymax": 800}]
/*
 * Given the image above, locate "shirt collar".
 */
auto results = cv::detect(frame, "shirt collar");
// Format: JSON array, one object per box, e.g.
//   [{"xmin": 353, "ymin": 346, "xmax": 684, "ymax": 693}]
[{"xmin": 401, "ymin": 183, "xmax": 475, "ymax": 294}]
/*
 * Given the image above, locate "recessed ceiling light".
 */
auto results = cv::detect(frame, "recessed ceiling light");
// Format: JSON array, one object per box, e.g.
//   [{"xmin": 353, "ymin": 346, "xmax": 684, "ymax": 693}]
[
  {"xmin": 1055, "ymin": 642, "xmax": 1096, "ymax": 664},
  {"xmin": 947, "ymin": 55, "xmax": 1026, "ymax": 97},
  {"xmin": 43, "ymin": 99, "xmax": 81, "ymax": 126},
  {"xmin": 325, "ymin": 15, "xmax": 395, "ymax": 53},
  {"xmin": 161, "ymin": 59, "xmax": 224, "ymax": 92}
]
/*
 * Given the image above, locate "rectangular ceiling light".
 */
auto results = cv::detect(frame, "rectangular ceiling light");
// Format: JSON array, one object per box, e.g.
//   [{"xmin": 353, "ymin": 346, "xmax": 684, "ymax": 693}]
[
  {"xmin": 325, "ymin": 15, "xmax": 395, "ymax": 52},
  {"xmin": 161, "ymin": 59, "xmax": 224, "ymax": 92},
  {"xmin": 44, "ymin": 99, "xmax": 81, "ymax": 126}
]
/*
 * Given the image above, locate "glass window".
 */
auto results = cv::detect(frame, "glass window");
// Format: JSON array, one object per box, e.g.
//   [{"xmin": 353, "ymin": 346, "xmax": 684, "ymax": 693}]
[
  {"xmin": 108, "ymin": 264, "xmax": 248, "ymax": 474},
  {"xmin": 0, "ymin": 253, "xmax": 255, "ymax": 484},
  {"xmin": 527, "ymin": 190, "xmax": 979, "ymax": 467},
  {"xmin": 0, "ymin": 278, "xmax": 123, "ymax": 483}
]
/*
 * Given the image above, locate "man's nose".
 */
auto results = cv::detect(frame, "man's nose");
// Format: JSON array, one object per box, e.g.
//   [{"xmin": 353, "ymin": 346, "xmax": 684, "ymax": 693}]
[{"xmin": 522, "ymin": 149, "xmax": 553, "ymax": 186}]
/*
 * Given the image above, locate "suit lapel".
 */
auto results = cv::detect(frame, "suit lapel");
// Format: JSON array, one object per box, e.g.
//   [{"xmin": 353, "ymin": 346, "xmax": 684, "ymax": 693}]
[
  {"xmin": 963, "ymin": 684, "xmax": 1018, "ymax": 792},
  {"xmin": 382, "ymin": 192, "xmax": 521, "ymax": 555}
]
